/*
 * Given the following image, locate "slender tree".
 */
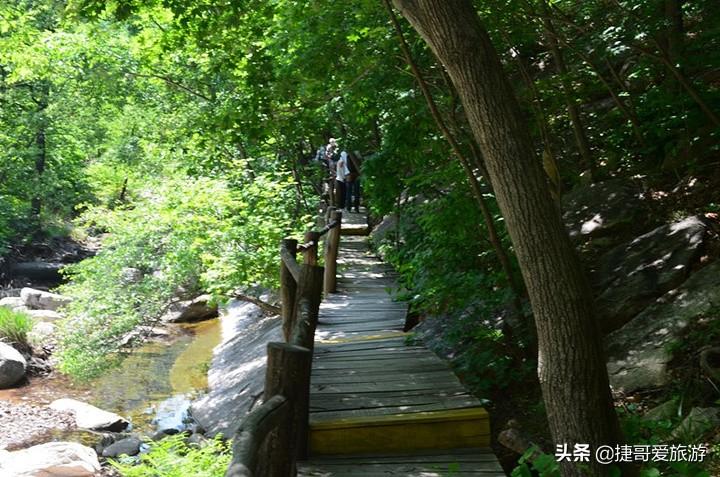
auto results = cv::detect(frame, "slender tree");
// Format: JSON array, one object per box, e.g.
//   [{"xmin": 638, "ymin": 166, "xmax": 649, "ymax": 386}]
[{"xmin": 390, "ymin": 1, "xmax": 630, "ymax": 476}]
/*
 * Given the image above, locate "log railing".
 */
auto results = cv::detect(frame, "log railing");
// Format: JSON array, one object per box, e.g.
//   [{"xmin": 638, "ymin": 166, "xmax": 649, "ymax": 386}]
[{"xmin": 226, "ymin": 208, "xmax": 342, "ymax": 477}]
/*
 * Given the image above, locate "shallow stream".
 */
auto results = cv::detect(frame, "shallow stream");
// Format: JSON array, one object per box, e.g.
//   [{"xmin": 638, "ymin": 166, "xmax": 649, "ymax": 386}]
[{"xmin": 0, "ymin": 319, "xmax": 221, "ymax": 438}]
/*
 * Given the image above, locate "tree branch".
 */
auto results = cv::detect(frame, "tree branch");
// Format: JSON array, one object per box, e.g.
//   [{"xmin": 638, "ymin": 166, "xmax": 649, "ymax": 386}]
[{"xmin": 233, "ymin": 293, "xmax": 281, "ymax": 315}]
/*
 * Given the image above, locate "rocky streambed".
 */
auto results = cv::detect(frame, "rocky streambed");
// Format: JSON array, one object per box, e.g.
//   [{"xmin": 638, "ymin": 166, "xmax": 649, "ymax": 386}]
[{"xmin": 0, "ymin": 292, "xmax": 279, "ymax": 476}]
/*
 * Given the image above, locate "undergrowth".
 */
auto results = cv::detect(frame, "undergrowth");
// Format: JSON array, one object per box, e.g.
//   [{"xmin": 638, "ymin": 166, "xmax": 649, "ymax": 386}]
[
  {"xmin": 0, "ymin": 307, "xmax": 34, "ymax": 346},
  {"xmin": 110, "ymin": 434, "xmax": 231, "ymax": 477}
]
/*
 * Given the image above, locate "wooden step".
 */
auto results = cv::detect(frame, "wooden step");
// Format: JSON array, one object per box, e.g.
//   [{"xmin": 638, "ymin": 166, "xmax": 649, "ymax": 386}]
[{"xmin": 309, "ymin": 407, "xmax": 491, "ymax": 455}]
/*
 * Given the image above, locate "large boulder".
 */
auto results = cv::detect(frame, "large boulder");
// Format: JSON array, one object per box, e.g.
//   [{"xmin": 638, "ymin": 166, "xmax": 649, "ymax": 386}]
[
  {"xmin": 606, "ymin": 260, "xmax": 720, "ymax": 393},
  {"xmin": 369, "ymin": 214, "xmax": 398, "ymax": 260},
  {"xmin": 162, "ymin": 295, "xmax": 218, "ymax": 323},
  {"xmin": 27, "ymin": 309, "xmax": 64, "ymax": 322},
  {"xmin": 0, "ymin": 442, "xmax": 100, "ymax": 476},
  {"xmin": 49, "ymin": 398, "xmax": 129, "ymax": 432},
  {"xmin": 562, "ymin": 179, "xmax": 649, "ymax": 244},
  {"xmin": 191, "ymin": 300, "xmax": 276, "ymax": 437},
  {"xmin": 593, "ymin": 216, "xmax": 707, "ymax": 333},
  {"xmin": 20, "ymin": 288, "xmax": 72, "ymax": 311},
  {"xmin": 0, "ymin": 342, "xmax": 27, "ymax": 389},
  {"xmin": 0, "ymin": 296, "xmax": 25, "ymax": 310}
]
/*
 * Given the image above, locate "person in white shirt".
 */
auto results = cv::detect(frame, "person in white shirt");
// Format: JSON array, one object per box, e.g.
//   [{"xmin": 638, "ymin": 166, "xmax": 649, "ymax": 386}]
[{"xmin": 335, "ymin": 151, "xmax": 350, "ymax": 209}]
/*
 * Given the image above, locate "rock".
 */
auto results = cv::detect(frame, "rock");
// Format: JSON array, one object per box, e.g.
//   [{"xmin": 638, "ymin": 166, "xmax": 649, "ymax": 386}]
[
  {"xmin": 671, "ymin": 408, "xmax": 720, "ymax": 441},
  {"xmin": 185, "ymin": 433, "xmax": 208, "ymax": 447},
  {"xmin": 0, "ymin": 296, "xmax": 25, "ymax": 310},
  {"xmin": 0, "ymin": 441, "xmax": 100, "ymax": 476},
  {"xmin": 191, "ymin": 300, "xmax": 275, "ymax": 437},
  {"xmin": 700, "ymin": 347, "xmax": 720, "ymax": 382},
  {"xmin": 10, "ymin": 261, "xmax": 63, "ymax": 282},
  {"xmin": 120, "ymin": 267, "xmax": 143, "ymax": 285},
  {"xmin": 101, "ymin": 437, "xmax": 142, "ymax": 458},
  {"xmin": 27, "ymin": 309, "xmax": 64, "ymax": 322},
  {"xmin": 28, "ymin": 321, "xmax": 57, "ymax": 344},
  {"xmin": 93, "ymin": 433, "xmax": 116, "ymax": 456},
  {"xmin": 20, "ymin": 287, "xmax": 72, "ymax": 311},
  {"xmin": 0, "ymin": 342, "xmax": 27, "ymax": 389},
  {"xmin": 606, "ymin": 260, "xmax": 720, "ymax": 393},
  {"xmin": 369, "ymin": 214, "xmax": 398, "ymax": 246},
  {"xmin": 563, "ymin": 179, "xmax": 649, "ymax": 244},
  {"xmin": 643, "ymin": 399, "xmax": 679, "ymax": 422},
  {"xmin": 593, "ymin": 216, "xmax": 707, "ymax": 332},
  {"xmin": 49, "ymin": 398, "xmax": 129, "ymax": 432},
  {"xmin": 161, "ymin": 295, "xmax": 218, "ymax": 323}
]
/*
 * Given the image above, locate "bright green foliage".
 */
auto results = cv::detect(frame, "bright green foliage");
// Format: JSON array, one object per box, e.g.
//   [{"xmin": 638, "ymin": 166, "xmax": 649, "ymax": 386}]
[
  {"xmin": 57, "ymin": 173, "xmax": 303, "ymax": 379},
  {"xmin": 110, "ymin": 434, "xmax": 231, "ymax": 477},
  {"xmin": 0, "ymin": 307, "xmax": 34, "ymax": 346},
  {"xmin": 511, "ymin": 446, "xmax": 561, "ymax": 477}
]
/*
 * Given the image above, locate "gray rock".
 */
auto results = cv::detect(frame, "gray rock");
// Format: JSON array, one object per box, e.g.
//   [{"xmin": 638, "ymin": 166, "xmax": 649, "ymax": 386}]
[
  {"xmin": 93, "ymin": 433, "xmax": 116, "ymax": 455},
  {"xmin": 120, "ymin": 267, "xmax": 143, "ymax": 285},
  {"xmin": 594, "ymin": 216, "xmax": 707, "ymax": 332},
  {"xmin": 606, "ymin": 260, "xmax": 720, "ymax": 393},
  {"xmin": 162, "ymin": 294, "xmax": 218, "ymax": 323},
  {"xmin": 643, "ymin": 399, "xmax": 680, "ymax": 422},
  {"xmin": 0, "ymin": 441, "xmax": 100, "ymax": 476},
  {"xmin": 27, "ymin": 309, "xmax": 64, "ymax": 322},
  {"xmin": 20, "ymin": 287, "xmax": 72, "ymax": 311},
  {"xmin": 0, "ymin": 342, "xmax": 27, "ymax": 389},
  {"xmin": 101, "ymin": 437, "xmax": 142, "ymax": 457},
  {"xmin": 0, "ymin": 296, "xmax": 25, "ymax": 310},
  {"xmin": 369, "ymin": 214, "xmax": 398, "ymax": 246},
  {"xmin": 671, "ymin": 408, "xmax": 720, "ymax": 441},
  {"xmin": 185, "ymin": 433, "xmax": 208, "ymax": 447},
  {"xmin": 50, "ymin": 398, "xmax": 129, "ymax": 432},
  {"xmin": 28, "ymin": 321, "xmax": 57, "ymax": 345},
  {"xmin": 563, "ymin": 179, "xmax": 648, "ymax": 243},
  {"xmin": 191, "ymin": 300, "xmax": 275, "ymax": 437}
]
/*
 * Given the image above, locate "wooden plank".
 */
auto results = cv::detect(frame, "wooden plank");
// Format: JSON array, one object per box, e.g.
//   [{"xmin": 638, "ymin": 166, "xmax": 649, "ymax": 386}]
[{"xmin": 303, "ymin": 219, "xmax": 499, "ymax": 471}]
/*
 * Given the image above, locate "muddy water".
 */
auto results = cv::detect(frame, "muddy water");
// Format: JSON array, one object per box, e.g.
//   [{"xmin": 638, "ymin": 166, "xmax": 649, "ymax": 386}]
[{"xmin": 0, "ymin": 319, "xmax": 221, "ymax": 434}]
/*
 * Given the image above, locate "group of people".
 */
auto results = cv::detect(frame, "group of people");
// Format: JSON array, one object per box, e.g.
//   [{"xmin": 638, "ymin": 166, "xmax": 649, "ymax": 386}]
[{"xmin": 315, "ymin": 138, "xmax": 361, "ymax": 213}]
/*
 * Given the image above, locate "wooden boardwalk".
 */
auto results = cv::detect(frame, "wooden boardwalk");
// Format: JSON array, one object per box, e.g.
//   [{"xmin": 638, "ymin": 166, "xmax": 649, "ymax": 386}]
[{"xmin": 298, "ymin": 212, "xmax": 504, "ymax": 476}]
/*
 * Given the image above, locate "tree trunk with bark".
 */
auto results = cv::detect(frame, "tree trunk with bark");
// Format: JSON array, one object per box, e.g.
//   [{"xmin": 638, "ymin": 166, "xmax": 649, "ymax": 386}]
[{"xmin": 390, "ymin": 1, "xmax": 628, "ymax": 476}]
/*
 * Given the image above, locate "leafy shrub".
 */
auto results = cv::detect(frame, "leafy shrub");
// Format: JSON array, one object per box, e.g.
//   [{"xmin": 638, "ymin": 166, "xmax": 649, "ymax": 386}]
[
  {"xmin": 0, "ymin": 307, "xmax": 34, "ymax": 345},
  {"xmin": 57, "ymin": 173, "xmax": 305, "ymax": 379},
  {"xmin": 110, "ymin": 434, "xmax": 231, "ymax": 477}
]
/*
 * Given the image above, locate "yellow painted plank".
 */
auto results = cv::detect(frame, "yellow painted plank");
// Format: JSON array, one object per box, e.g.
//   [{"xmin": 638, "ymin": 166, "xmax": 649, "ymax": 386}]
[
  {"xmin": 309, "ymin": 408, "xmax": 490, "ymax": 455},
  {"xmin": 311, "ymin": 407, "xmax": 488, "ymax": 429}
]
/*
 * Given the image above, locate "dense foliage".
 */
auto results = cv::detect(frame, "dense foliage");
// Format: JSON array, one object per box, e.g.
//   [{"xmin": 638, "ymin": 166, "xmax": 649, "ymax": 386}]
[
  {"xmin": 0, "ymin": 0, "xmax": 718, "ymax": 473},
  {"xmin": 110, "ymin": 434, "xmax": 231, "ymax": 477},
  {"xmin": 0, "ymin": 307, "xmax": 34, "ymax": 346}
]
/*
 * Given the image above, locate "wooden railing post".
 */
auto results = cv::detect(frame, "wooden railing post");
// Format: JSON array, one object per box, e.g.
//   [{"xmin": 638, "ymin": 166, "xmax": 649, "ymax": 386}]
[
  {"xmin": 303, "ymin": 231, "xmax": 320, "ymax": 265},
  {"xmin": 262, "ymin": 342, "xmax": 312, "ymax": 476},
  {"xmin": 225, "ymin": 395, "xmax": 289, "ymax": 477},
  {"xmin": 290, "ymin": 265, "xmax": 324, "ymax": 350},
  {"xmin": 323, "ymin": 209, "xmax": 342, "ymax": 295},
  {"xmin": 280, "ymin": 238, "xmax": 298, "ymax": 341}
]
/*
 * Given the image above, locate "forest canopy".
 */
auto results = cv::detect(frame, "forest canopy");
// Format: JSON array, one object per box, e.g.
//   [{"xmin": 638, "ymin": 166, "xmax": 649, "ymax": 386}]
[{"xmin": 0, "ymin": 0, "xmax": 718, "ymax": 475}]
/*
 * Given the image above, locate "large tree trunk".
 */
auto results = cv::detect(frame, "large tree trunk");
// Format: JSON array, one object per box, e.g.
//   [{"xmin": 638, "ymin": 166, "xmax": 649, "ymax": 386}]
[{"xmin": 390, "ymin": 2, "xmax": 626, "ymax": 476}]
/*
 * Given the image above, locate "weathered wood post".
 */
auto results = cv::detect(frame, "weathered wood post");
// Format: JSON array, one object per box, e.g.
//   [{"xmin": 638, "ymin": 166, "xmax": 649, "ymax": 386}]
[
  {"xmin": 280, "ymin": 238, "xmax": 298, "ymax": 341},
  {"xmin": 225, "ymin": 395, "xmax": 289, "ymax": 477},
  {"xmin": 289, "ymin": 264, "xmax": 323, "ymax": 459},
  {"xmin": 323, "ymin": 209, "xmax": 342, "ymax": 295},
  {"xmin": 262, "ymin": 342, "xmax": 312, "ymax": 476},
  {"xmin": 303, "ymin": 231, "xmax": 320, "ymax": 266}
]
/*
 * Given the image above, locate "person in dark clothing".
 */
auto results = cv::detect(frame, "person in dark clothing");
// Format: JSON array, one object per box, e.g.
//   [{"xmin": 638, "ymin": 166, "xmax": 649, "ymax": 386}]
[{"xmin": 344, "ymin": 152, "xmax": 361, "ymax": 213}]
